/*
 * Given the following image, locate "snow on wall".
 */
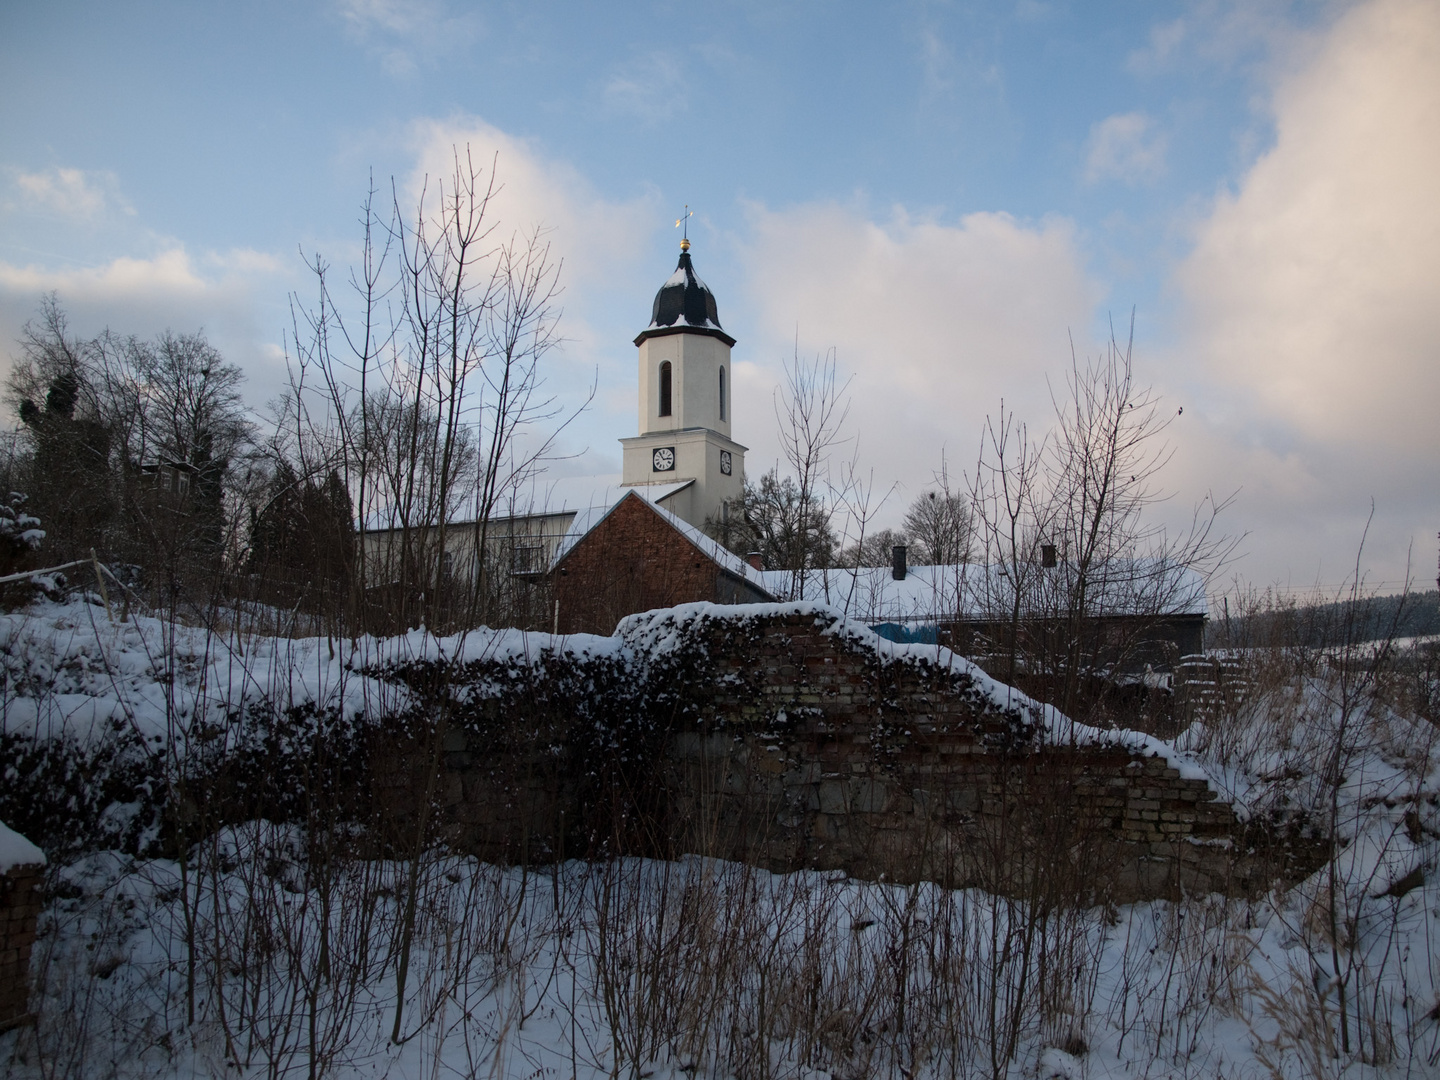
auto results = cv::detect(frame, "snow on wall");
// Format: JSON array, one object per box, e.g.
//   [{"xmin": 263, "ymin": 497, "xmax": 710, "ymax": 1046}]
[
  {"xmin": 618, "ymin": 600, "xmax": 1227, "ymax": 800},
  {"xmin": 0, "ymin": 820, "xmax": 44, "ymax": 872},
  {"xmin": 1, "ymin": 596, "xmax": 1225, "ymax": 799}
]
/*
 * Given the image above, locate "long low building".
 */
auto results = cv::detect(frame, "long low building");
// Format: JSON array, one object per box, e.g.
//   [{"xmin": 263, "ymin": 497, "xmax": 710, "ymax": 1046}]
[{"xmin": 756, "ymin": 554, "xmax": 1207, "ymax": 675}]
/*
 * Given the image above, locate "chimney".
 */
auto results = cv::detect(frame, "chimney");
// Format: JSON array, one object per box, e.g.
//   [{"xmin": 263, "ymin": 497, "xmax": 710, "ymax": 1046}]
[
  {"xmin": 1041, "ymin": 544, "xmax": 1057, "ymax": 568},
  {"xmin": 746, "ymin": 551, "xmax": 764, "ymax": 571},
  {"xmin": 891, "ymin": 544, "xmax": 907, "ymax": 581}
]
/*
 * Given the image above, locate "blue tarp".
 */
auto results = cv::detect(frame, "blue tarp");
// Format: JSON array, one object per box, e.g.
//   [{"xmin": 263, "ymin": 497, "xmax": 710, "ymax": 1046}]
[{"xmin": 869, "ymin": 622, "xmax": 939, "ymax": 645}]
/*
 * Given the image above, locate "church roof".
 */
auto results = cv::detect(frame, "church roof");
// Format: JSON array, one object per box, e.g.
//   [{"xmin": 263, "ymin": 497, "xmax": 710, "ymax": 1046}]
[
  {"xmin": 357, "ymin": 474, "xmax": 689, "ymax": 532},
  {"xmin": 634, "ymin": 245, "xmax": 736, "ymax": 347}
]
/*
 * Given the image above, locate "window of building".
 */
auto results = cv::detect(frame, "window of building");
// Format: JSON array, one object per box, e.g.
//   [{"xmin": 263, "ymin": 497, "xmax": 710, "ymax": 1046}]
[
  {"xmin": 512, "ymin": 544, "xmax": 545, "ymax": 574},
  {"xmin": 719, "ymin": 366, "xmax": 726, "ymax": 421},
  {"xmin": 659, "ymin": 361, "xmax": 672, "ymax": 417}
]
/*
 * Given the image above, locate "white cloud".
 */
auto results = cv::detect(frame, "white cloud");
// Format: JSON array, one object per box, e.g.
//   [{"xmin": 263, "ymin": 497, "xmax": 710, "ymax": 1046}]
[
  {"xmin": 1127, "ymin": 17, "xmax": 1187, "ymax": 73},
  {"xmin": 1165, "ymin": 0, "xmax": 1440, "ymax": 586},
  {"xmin": 0, "ymin": 247, "xmax": 294, "ymax": 409},
  {"xmin": 334, "ymin": 0, "xmax": 480, "ymax": 76},
  {"xmin": 398, "ymin": 116, "xmax": 666, "ymax": 469},
  {"xmin": 0, "ymin": 118, "xmax": 661, "ymax": 470},
  {"xmin": 736, "ymin": 201, "xmax": 1102, "ymax": 516},
  {"xmin": 1126, "ymin": 3, "xmax": 1311, "ymax": 78},
  {"xmin": 404, "ymin": 117, "xmax": 657, "ymax": 292},
  {"xmin": 602, "ymin": 53, "xmax": 688, "ymax": 123},
  {"xmin": 202, "ymin": 248, "xmax": 287, "ymax": 276},
  {"xmin": 918, "ymin": 27, "xmax": 955, "ymax": 96},
  {"xmin": 6, "ymin": 167, "xmax": 133, "ymax": 222},
  {"xmin": 1013, "ymin": 1, "xmax": 1056, "ymax": 24},
  {"xmin": 338, "ymin": 0, "xmax": 430, "ymax": 35},
  {"xmin": 0, "ymin": 249, "xmax": 205, "ymax": 298},
  {"xmin": 1084, "ymin": 112, "xmax": 1168, "ymax": 185}
]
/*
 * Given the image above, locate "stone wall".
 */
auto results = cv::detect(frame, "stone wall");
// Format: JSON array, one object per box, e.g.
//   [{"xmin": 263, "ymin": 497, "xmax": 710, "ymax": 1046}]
[
  {"xmin": 651, "ymin": 609, "xmax": 1311, "ymax": 901},
  {"xmin": 0, "ymin": 830, "xmax": 44, "ymax": 1032},
  {"xmin": 372, "ymin": 604, "xmax": 1323, "ymax": 902}
]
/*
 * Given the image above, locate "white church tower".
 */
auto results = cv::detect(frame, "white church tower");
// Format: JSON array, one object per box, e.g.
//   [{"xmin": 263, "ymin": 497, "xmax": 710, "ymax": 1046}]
[{"xmin": 620, "ymin": 239, "xmax": 746, "ymax": 529}]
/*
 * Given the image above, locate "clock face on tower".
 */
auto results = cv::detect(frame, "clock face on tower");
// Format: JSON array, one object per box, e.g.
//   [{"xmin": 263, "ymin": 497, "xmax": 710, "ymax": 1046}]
[
  {"xmin": 652, "ymin": 446, "xmax": 676, "ymax": 472},
  {"xmin": 719, "ymin": 450, "xmax": 732, "ymax": 476}
]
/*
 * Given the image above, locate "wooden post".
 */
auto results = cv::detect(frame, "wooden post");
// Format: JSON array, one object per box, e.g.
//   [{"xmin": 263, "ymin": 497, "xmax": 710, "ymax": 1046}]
[{"xmin": 91, "ymin": 548, "xmax": 114, "ymax": 623}]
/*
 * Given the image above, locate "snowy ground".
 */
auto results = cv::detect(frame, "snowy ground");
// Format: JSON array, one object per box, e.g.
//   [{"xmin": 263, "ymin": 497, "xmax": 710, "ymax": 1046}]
[
  {"xmin": 4, "ymin": 839, "xmax": 1438, "ymax": 1079},
  {"xmin": 2, "ymin": 598, "xmax": 1438, "ymax": 1078}
]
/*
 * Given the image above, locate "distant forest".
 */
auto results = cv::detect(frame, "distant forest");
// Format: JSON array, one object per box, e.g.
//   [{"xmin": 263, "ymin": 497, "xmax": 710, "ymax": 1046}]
[{"xmin": 1211, "ymin": 589, "xmax": 1440, "ymax": 649}]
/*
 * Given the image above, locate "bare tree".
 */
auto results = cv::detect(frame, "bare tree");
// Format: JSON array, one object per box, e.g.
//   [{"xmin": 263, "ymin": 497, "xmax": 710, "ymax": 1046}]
[
  {"xmin": 714, "ymin": 468, "xmax": 838, "ymax": 573},
  {"xmin": 773, "ymin": 346, "xmax": 850, "ymax": 599},
  {"xmin": 139, "ymin": 333, "xmax": 250, "ymax": 473},
  {"xmin": 5, "ymin": 296, "xmax": 255, "ymax": 585},
  {"xmin": 273, "ymin": 151, "xmax": 584, "ymax": 1050},
  {"xmin": 902, "ymin": 484, "xmax": 974, "ymax": 566},
  {"xmin": 839, "ymin": 527, "xmax": 908, "ymax": 569},
  {"xmin": 967, "ymin": 403, "xmax": 1052, "ymax": 689},
  {"xmin": 965, "ymin": 320, "xmax": 1234, "ymax": 723},
  {"xmin": 1038, "ymin": 326, "xmax": 1232, "ymax": 719},
  {"xmin": 820, "ymin": 458, "xmax": 902, "ymax": 614},
  {"xmin": 282, "ymin": 147, "xmax": 576, "ymax": 635}
]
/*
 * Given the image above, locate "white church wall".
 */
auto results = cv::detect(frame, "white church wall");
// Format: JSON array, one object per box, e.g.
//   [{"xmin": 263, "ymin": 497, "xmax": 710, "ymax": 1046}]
[{"xmin": 637, "ymin": 332, "xmax": 732, "ymax": 439}]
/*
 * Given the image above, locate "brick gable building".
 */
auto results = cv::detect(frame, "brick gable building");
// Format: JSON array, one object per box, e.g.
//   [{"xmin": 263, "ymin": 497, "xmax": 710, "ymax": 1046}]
[{"xmin": 551, "ymin": 491, "xmax": 773, "ymax": 635}]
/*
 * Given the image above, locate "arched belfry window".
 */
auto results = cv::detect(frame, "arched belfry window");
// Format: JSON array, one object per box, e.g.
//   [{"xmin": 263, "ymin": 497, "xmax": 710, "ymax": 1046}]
[
  {"xmin": 658, "ymin": 361, "xmax": 672, "ymax": 417},
  {"xmin": 719, "ymin": 366, "xmax": 726, "ymax": 421}
]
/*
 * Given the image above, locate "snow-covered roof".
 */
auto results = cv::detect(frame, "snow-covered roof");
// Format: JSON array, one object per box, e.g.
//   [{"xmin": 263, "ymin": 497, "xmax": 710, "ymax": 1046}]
[
  {"xmin": 359, "ymin": 475, "xmax": 714, "ymax": 546},
  {"xmin": 361, "ymin": 474, "xmax": 626, "ymax": 533},
  {"xmin": 487, "ymin": 474, "xmax": 625, "ymax": 521},
  {"xmin": 553, "ymin": 490, "xmax": 775, "ymax": 597},
  {"xmin": 635, "ymin": 247, "xmax": 735, "ymax": 346},
  {"xmin": 756, "ymin": 561, "xmax": 1209, "ymax": 623}
]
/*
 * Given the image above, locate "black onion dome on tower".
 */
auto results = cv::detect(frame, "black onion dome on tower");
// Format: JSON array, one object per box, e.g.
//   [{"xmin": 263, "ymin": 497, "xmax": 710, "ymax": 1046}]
[{"xmin": 633, "ymin": 242, "xmax": 737, "ymax": 347}]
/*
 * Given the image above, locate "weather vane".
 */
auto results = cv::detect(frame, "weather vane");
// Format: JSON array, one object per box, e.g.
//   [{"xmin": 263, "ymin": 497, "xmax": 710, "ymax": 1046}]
[{"xmin": 676, "ymin": 205, "xmax": 692, "ymax": 250}]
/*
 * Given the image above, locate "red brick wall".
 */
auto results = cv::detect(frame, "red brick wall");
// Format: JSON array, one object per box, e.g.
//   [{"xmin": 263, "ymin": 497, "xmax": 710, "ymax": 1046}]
[
  {"xmin": 552, "ymin": 493, "xmax": 732, "ymax": 635},
  {"xmin": 0, "ymin": 860, "xmax": 43, "ymax": 1031}
]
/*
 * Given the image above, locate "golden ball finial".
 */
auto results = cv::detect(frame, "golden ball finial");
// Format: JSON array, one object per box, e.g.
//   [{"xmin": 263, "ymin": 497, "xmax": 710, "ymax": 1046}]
[{"xmin": 680, "ymin": 237, "xmax": 691, "ymax": 252}]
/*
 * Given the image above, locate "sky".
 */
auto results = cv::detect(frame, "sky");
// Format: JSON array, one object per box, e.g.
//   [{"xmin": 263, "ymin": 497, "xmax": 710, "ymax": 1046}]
[{"xmin": 1, "ymin": 0, "xmax": 1436, "ymax": 596}]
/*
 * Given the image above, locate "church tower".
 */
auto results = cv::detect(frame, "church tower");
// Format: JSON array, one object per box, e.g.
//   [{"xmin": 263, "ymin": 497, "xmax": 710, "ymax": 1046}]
[{"xmin": 620, "ymin": 240, "xmax": 746, "ymax": 529}]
